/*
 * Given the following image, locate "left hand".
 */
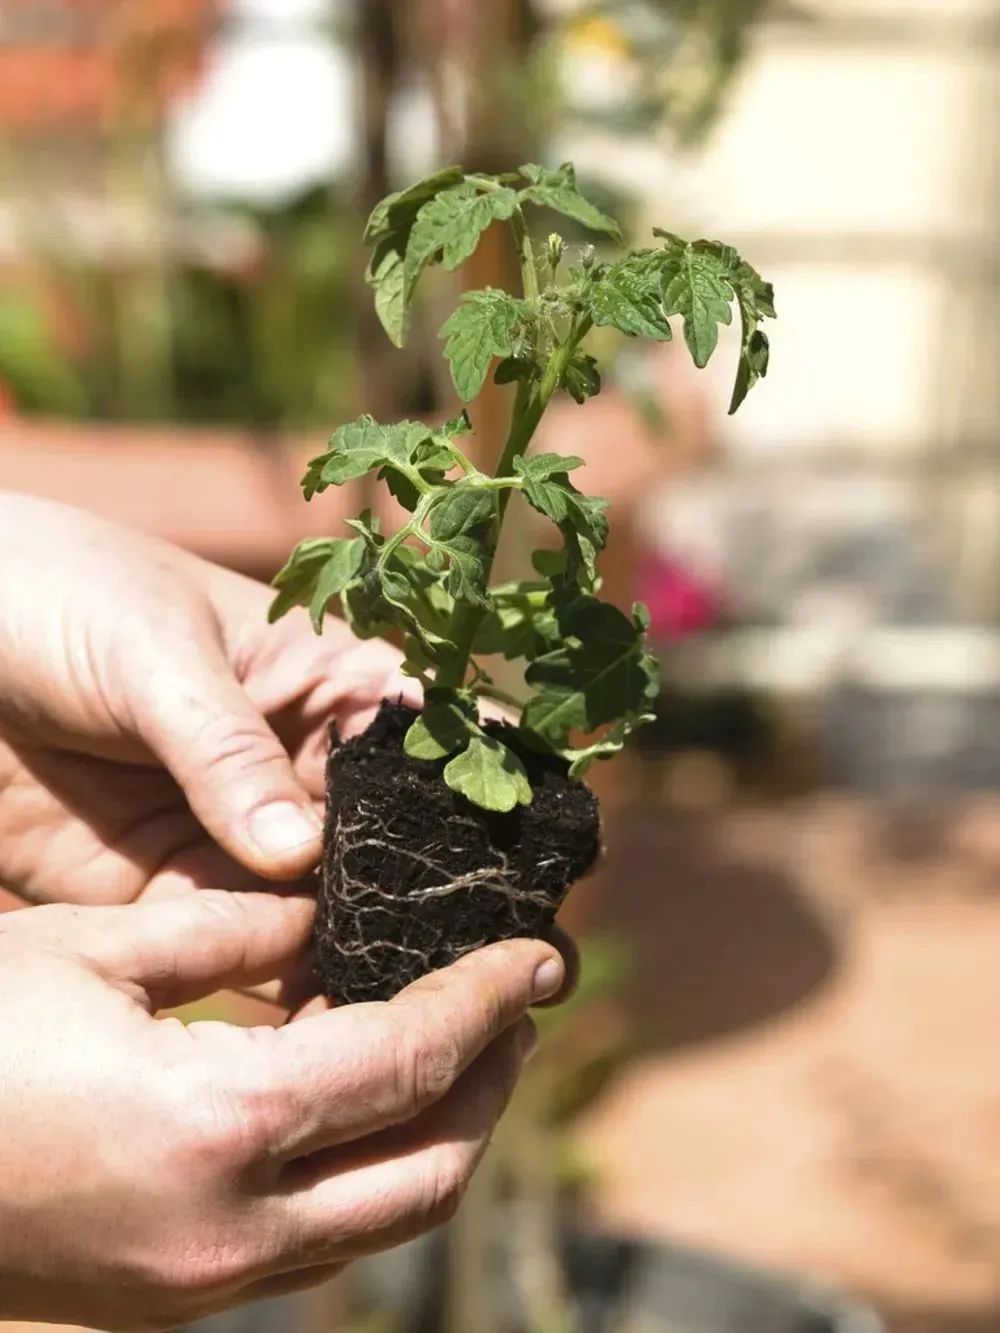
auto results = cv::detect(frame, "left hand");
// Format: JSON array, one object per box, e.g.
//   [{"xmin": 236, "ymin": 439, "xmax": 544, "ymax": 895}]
[{"xmin": 0, "ymin": 491, "xmax": 414, "ymax": 914}]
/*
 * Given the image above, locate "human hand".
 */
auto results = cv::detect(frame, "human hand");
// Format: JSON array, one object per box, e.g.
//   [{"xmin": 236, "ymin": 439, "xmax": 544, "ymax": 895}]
[
  {"xmin": 0, "ymin": 491, "xmax": 415, "ymax": 910},
  {"xmin": 0, "ymin": 889, "xmax": 564, "ymax": 1330}
]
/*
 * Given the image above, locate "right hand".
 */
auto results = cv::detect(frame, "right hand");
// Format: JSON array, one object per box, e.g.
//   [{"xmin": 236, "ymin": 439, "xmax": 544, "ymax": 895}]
[{"xmin": 0, "ymin": 890, "xmax": 564, "ymax": 1331}]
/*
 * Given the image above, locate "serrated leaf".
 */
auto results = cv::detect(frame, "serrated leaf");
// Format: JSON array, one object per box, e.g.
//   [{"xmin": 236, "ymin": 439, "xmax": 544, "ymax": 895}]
[
  {"xmin": 364, "ymin": 165, "xmax": 465, "ymax": 242},
  {"xmin": 429, "ymin": 485, "xmax": 495, "ymax": 542},
  {"xmin": 473, "ymin": 584, "xmax": 559, "ymax": 660},
  {"xmin": 405, "ymin": 182, "xmax": 518, "ymax": 298},
  {"xmin": 561, "ymin": 351, "xmax": 601, "ymax": 404},
  {"xmin": 441, "ymin": 289, "xmax": 529, "ymax": 401},
  {"xmin": 269, "ymin": 538, "xmax": 349, "ymax": 623},
  {"xmin": 366, "ymin": 236, "xmax": 407, "ymax": 348},
  {"xmin": 439, "ymin": 534, "xmax": 490, "ymax": 606},
  {"xmin": 307, "ymin": 538, "xmax": 366, "ymax": 632},
  {"xmin": 659, "ymin": 244, "xmax": 734, "ymax": 368},
  {"xmin": 523, "ymin": 598, "xmax": 659, "ymax": 746},
  {"xmin": 304, "ymin": 415, "xmax": 447, "ymax": 501},
  {"xmin": 364, "ymin": 167, "xmax": 466, "ymax": 347},
  {"xmin": 444, "ymin": 735, "xmax": 532, "ymax": 813},
  {"xmin": 404, "ymin": 692, "xmax": 477, "ymax": 761},
  {"xmin": 588, "ymin": 252, "xmax": 673, "ymax": 340},
  {"xmin": 519, "ymin": 163, "xmax": 621, "ymax": 239},
  {"xmin": 514, "ymin": 454, "xmax": 607, "ymax": 583},
  {"xmin": 564, "ymin": 714, "xmax": 656, "ymax": 778}
]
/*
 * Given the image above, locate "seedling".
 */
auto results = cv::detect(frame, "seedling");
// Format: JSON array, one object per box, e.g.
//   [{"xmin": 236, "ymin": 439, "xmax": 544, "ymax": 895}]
[{"xmin": 270, "ymin": 163, "xmax": 774, "ymax": 1001}]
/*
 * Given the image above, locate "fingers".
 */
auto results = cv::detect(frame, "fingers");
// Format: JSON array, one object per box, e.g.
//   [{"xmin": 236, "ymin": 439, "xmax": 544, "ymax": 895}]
[
  {"xmin": 134, "ymin": 633, "xmax": 322, "ymax": 880},
  {"xmin": 260, "ymin": 938, "xmax": 564, "ymax": 1160},
  {"xmin": 266, "ymin": 1020, "xmax": 532, "ymax": 1271},
  {"xmin": 25, "ymin": 889, "xmax": 315, "ymax": 1012},
  {"xmin": 534, "ymin": 923, "xmax": 581, "ymax": 1007}
]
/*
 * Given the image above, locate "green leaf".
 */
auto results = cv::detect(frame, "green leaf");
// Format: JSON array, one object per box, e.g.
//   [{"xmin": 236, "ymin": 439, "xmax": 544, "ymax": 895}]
[
  {"xmin": 523, "ymin": 599, "xmax": 659, "ymax": 746},
  {"xmin": 441, "ymin": 289, "xmax": 529, "ymax": 401},
  {"xmin": 444, "ymin": 735, "xmax": 532, "ymax": 813},
  {"xmin": 564, "ymin": 714, "xmax": 656, "ymax": 778},
  {"xmin": 561, "ymin": 351, "xmax": 601, "ymax": 405},
  {"xmin": 268, "ymin": 538, "xmax": 360, "ymax": 624},
  {"xmin": 364, "ymin": 167, "xmax": 466, "ymax": 347},
  {"xmin": 514, "ymin": 454, "xmax": 608, "ymax": 583},
  {"xmin": 307, "ymin": 538, "xmax": 366, "ymax": 632},
  {"xmin": 494, "ymin": 355, "xmax": 537, "ymax": 386},
  {"xmin": 652, "ymin": 232, "xmax": 775, "ymax": 409},
  {"xmin": 439, "ymin": 534, "xmax": 490, "ymax": 606},
  {"xmin": 404, "ymin": 691, "xmax": 477, "ymax": 761},
  {"xmin": 304, "ymin": 415, "xmax": 446, "ymax": 500},
  {"xmin": 405, "ymin": 182, "xmax": 518, "ymax": 298},
  {"xmin": 473, "ymin": 583, "xmax": 559, "ymax": 660},
  {"xmin": 587, "ymin": 252, "xmax": 673, "ymax": 340},
  {"xmin": 364, "ymin": 166, "xmax": 465, "ymax": 242},
  {"xmin": 429, "ymin": 485, "xmax": 495, "ymax": 542},
  {"xmin": 519, "ymin": 163, "xmax": 621, "ymax": 239},
  {"xmin": 658, "ymin": 242, "xmax": 734, "ymax": 368}
]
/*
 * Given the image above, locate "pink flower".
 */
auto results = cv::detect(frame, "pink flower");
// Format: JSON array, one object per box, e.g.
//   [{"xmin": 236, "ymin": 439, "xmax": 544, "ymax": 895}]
[{"xmin": 636, "ymin": 551, "xmax": 722, "ymax": 641}]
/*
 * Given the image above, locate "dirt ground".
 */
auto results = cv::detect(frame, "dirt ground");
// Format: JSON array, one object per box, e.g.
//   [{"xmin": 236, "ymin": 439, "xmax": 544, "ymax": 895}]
[{"xmin": 575, "ymin": 792, "xmax": 1000, "ymax": 1333}]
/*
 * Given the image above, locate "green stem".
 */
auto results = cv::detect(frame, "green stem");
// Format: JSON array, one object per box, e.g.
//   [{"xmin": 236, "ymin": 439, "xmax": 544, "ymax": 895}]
[
  {"xmin": 511, "ymin": 210, "xmax": 539, "ymax": 305},
  {"xmin": 435, "ymin": 314, "xmax": 593, "ymax": 692}
]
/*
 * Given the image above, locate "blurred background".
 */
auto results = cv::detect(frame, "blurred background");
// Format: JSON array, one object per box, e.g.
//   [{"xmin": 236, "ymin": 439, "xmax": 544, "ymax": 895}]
[{"xmin": 2, "ymin": 1, "xmax": 1000, "ymax": 1331}]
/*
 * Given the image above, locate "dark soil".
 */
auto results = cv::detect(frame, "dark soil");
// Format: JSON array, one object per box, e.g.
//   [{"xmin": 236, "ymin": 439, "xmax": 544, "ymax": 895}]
[{"xmin": 316, "ymin": 700, "xmax": 601, "ymax": 1003}]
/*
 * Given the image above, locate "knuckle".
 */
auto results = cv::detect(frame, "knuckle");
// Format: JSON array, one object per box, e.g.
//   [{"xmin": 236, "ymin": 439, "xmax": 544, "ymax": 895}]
[
  {"xmin": 394, "ymin": 1025, "xmax": 463, "ymax": 1119},
  {"xmin": 417, "ymin": 1146, "xmax": 469, "ymax": 1231},
  {"xmin": 165, "ymin": 1066, "xmax": 273, "ymax": 1176}
]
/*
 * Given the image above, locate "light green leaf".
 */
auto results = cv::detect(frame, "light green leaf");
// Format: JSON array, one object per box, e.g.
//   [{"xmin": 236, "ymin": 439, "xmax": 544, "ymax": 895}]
[
  {"xmin": 364, "ymin": 166, "xmax": 465, "ymax": 242},
  {"xmin": 364, "ymin": 166, "xmax": 466, "ymax": 347},
  {"xmin": 268, "ymin": 538, "xmax": 351, "ymax": 624},
  {"xmin": 444, "ymin": 735, "xmax": 533, "ymax": 813},
  {"xmin": 441, "ymin": 289, "xmax": 529, "ymax": 401},
  {"xmin": 308, "ymin": 539, "xmax": 366, "ymax": 632},
  {"xmin": 519, "ymin": 163, "xmax": 621, "ymax": 239},
  {"xmin": 564, "ymin": 714, "xmax": 656, "ymax": 778},
  {"xmin": 659, "ymin": 244, "xmax": 734, "ymax": 368},
  {"xmin": 588, "ymin": 252, "xmax": 673, "ymax": 340},
  {"xmin": 403, "ymin": 692, "xmax": 477, "ymax": 761},
  {"xmin": 303, "ymin": 415, "xmax": 443, "ymax": 499},
  {"xmin": 405, "ymin": 182, "xmax": 518, "ymax": 298}
]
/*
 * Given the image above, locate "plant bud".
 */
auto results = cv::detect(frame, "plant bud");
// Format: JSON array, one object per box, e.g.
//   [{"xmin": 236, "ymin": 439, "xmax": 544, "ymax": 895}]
[
  {"xmin": 546, "ymin": 232, "xmax": 565, "ymax": 269},
  {"xmin": 580, "ymin": 244, "xmax": 596, "ymax": 270}
]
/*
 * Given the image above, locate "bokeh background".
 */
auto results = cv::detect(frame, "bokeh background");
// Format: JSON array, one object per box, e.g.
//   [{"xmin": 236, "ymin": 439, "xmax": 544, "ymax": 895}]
[{"xmin": 2, "ymin": 2, "xmax": 1000, "ymax": 1331}]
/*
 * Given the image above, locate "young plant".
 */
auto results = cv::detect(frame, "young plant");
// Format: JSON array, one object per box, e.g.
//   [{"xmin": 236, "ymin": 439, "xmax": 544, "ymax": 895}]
[{"xmin": 271, "ymin": 162, "xmax": 774, "ymax": 1002}]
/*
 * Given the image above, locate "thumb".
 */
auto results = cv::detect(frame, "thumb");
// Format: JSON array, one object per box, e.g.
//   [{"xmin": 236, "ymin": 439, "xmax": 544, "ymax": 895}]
[
  {"xmin": 59, "ymin": 890, "xmax": 316, "ymax": 1012},
  {"xmin": 135, "ymin": 643, "xmax": 323, "ymax": 879}
]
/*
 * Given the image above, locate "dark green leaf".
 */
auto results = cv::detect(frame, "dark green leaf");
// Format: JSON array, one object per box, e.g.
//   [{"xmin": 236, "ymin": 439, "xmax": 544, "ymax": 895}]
[
  {"xmin": 444, "ymin": 735, "xmax": 532, "ymax": 812},
  {"xmin": 587, "ymin": 252, "xmax": 673, "ymax": 340},
  {"xmin": 561, "ymin": 351, "xmax": 601, "ymax": 404},
  {"xmin": 441, "ymin": 289, "xmax": 529, "ymax": 401},
  {"xmin": 405, "ymin": 182, "xmax": 518, "ymax": 298},
  {"xmin": 519, "ymin": 163, "xmax": 621, "ymax": 239},
  {"xmin": 514, "ymin": 454, "xmax": 607, "ymax": 583},
  {"xmin": 494, "ymin": 355, "xmax": 537, "ymax": 386},
  {"xmin": 440, "ymin": 534, "xmax": 490, "ymax": 606},
  {"xmin": 523, "ymin": 599, "xmax": 659, "ymax": 746},
  {"xmin": 429, "ymin": 485, "xmax": 495, "ymax": 542}
]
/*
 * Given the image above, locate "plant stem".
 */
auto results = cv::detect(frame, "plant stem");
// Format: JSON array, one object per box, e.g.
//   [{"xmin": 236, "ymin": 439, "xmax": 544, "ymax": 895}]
[
  {"xmin": 435, "ymin": 314, "xmax": 593, "ymax": 692},
  {"xmin": 511, "ymin": 210, "xmax": 539, "ymax": 304}
]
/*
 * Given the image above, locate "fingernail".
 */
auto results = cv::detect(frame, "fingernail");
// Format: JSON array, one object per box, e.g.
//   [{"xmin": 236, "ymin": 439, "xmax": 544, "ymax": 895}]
[
  {"xmin": 531, "ymin": 955, "xmax": 563, "ymax": 1003},
  {"xmin": 248, "ymin": 802, "xmax": 322, "ymax": 858}
]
